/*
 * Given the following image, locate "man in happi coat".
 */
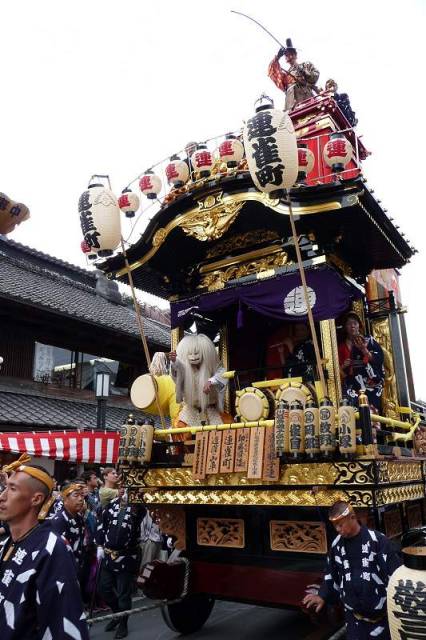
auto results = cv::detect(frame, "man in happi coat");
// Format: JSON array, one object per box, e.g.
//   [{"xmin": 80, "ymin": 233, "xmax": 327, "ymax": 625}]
[
  {"xmin": 0, "ymin": 454, "xmax": 89, "ymax": 640},
  {"xmin": 96, "ymin": 489, "xmax": 145, "ymax": 638},
  {"xmin": 268, "ymin": 38, "xmax": 319, "ymax": 111},
  {"xmin": 51, "ymin": 480, "xmax": 86, "ymax": 570},
  {"xmin": 303, "ymin": 500, "xmax": 402, "ymax": 639}
]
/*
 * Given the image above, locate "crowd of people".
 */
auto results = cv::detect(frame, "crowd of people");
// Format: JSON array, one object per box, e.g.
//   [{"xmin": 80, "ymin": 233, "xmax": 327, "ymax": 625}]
[
  {"xmin": 0, "ymin": 458, "xmax": 170, "ymax": 639},
  {"xmin": 0, "ymin": 448, "xmax": 411, "ymax": 640}
]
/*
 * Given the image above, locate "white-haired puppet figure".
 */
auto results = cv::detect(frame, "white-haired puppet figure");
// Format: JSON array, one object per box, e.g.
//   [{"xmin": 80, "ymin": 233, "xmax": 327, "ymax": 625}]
[{"xmin": 169, "ymin": 334, "xmax": 228, "ymax": 435}]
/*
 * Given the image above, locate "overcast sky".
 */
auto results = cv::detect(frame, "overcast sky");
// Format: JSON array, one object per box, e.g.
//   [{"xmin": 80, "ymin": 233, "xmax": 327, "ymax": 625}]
[{"xmin": 2, "ymin": 0, "xmax": 425, "ymax": 398}]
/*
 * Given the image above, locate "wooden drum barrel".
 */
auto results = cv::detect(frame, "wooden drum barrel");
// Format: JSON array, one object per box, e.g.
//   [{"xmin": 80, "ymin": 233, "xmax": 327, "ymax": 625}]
[{"xmin": 235, "ymin": 387, "xmax": 276, "ymax": 422}]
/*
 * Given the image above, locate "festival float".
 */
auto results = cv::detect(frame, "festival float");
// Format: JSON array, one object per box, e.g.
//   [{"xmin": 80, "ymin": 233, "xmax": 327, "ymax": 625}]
[{"xmin": 78, "ymin": 29, "xmax": 426, "ymax": 634}]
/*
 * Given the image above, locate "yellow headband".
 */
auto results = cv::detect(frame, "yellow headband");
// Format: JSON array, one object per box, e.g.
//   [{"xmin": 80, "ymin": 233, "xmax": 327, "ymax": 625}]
[
  {"xmin": 329, "ymin": 504, "xmax": 354, "ymax": 522},
  {"xmin": 61, "ymin": 483, "xmax": 84, "ymax": 498},
  {"xmin": 2, "ymin": 453, "xmax": 55, "ymax": 493}
]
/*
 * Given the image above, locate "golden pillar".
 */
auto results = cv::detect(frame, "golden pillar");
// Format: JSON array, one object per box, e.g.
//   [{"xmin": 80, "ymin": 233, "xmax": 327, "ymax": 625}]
[
  {"xmin": 219, "ymin": 323, "xmax": 231, "ymax": 413},
  {"xmin": 320, "ymin": 319, "xmax": 342, "ymax": 407},
  {"xmin": 171, "ymin": 326, "xmax": 183, "ymax": 351},
  {"xmin": 370, "ymin": 318, "xmax": 399, "ymax": 419}
]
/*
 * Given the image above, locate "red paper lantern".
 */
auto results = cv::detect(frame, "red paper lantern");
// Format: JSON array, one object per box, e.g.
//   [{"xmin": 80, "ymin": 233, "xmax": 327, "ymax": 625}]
[
  {"xmin": 165, "ymin": 155, "xmax": 190, "ymax": 188},
  {"xmin": 139, "ymin": 171, "xmax": 162, "ymax": 199},
  {"xmin": 191, "ymin": 144, "xmax": 214, "ymax": 178},
  {"xmin": 118, "ymin": 188, "xmax": 140, "ymax": 218},
  {"xmin": 297, "ymin": 144, "xmax": 315, "ymax": 180},
  {"xmin": 323, "ymin": 132, "xmax": 353, "ymax": 172},
  {"xmin": 218, "ymin": 135, "xmax": 244, "ymax": 168},
  {"xmin": 81, "ymin": 240, "xmax": 90, "ymax": 253}
]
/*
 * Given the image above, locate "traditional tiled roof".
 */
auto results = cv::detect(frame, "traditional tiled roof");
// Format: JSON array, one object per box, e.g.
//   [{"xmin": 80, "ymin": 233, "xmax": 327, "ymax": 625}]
[
  {"xmin": 0, "ymin": 236, "xmax": 170, "ymax": 348},
  {"xmin": 0, "ymin": 389, "xmax": 167, "ymax": 431}
]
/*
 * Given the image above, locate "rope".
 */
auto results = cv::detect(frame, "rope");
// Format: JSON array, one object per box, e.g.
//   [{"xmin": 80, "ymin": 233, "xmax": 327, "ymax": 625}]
[
  {"xmin": 120, "ymin": 237, "xmax": 167, "ymax": 430},
  {"xmin": 87, "ymin": 597, "xmax": 182, "ymax": 625},
  {"xmin": 87, "ymin": 557, "xmax": 190, "ymax": 625},
  {"xmin": 286, "ymin": 190, "xmax": 327, "ymax": 399}
]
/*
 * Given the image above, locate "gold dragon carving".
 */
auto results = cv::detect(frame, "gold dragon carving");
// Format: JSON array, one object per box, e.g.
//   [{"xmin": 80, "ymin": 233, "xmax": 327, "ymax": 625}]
[{"xmin": 181, "ymin": 192, "xmax": 244, "ymax": 242}]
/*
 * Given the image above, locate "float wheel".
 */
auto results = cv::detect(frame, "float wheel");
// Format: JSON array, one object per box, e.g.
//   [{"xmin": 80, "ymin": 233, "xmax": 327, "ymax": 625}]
[{"xmin": 161, "ymin": 593, "xmax": 215, "ymax": 634}]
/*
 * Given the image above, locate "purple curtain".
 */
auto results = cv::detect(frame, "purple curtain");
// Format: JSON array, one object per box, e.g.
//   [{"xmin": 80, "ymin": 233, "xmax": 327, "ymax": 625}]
[{"xmin": 170, "ymin": 265, "xmax": 361, "ymax": 328}]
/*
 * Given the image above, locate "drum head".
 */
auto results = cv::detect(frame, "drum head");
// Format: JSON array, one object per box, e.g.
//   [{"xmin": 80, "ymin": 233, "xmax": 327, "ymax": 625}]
[
  {"xmin": 130, "ymin": 374, "xmax": 157, "ymax": 409},
  {"xmin": 275, "ymin": 381, "xmax": 313, "ymax": 408},
  {"xmin": 236, "ymin": 387, "xmax": 271, "ymax": 422}
]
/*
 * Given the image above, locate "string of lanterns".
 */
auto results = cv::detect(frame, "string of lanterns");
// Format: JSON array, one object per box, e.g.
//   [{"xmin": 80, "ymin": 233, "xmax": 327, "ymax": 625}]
[{"xmin": 78, "ymin": 101, "xmax": 356, "ymax": 259}]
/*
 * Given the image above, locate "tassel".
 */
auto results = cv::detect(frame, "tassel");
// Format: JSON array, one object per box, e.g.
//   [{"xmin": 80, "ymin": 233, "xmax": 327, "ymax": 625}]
[{"xmin": 237, "ymin": 302, "xmax": 244, "ymax": 329}]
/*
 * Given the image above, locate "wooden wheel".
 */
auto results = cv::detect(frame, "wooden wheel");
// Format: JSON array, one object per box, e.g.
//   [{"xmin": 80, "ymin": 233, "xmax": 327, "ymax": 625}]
[{"xmin": 161, "ymin": 593, "xmax": 215, "ymax": 635}]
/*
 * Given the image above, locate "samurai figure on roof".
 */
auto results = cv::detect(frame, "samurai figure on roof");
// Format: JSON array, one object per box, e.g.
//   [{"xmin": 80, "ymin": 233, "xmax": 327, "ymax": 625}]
[{"xmin": 268, "ymin": 38, "xmax": 319, "ymax": 111}]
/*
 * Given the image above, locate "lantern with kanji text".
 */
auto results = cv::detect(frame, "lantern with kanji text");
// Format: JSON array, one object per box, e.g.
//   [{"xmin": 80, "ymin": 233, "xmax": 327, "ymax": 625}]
[
  {"xmin": 297, "ymin": 143, "xmax": 315, "ymax": 181},
  {"xmin": 191, "ymin": 144, "xmax": 214, "ymax": 178},
  {"xmin": 139, "ymin": 170, "xmax": 162, "ymax": 199},
  {"xmin": 218, "ymin": 134, "xmax": 244, "ymax": 168},
  {"xmin": 323, "ymin": 132, "xmax": 353, "ymax": 173},
  {"xmin": 165, "ymin": 155, "xmax": 190, "ymax": 188},
  {"xmin": 118, "ymin": 188, "xmax": 140, "ymax": 218},
  {"xmin": 0, "ymin": 192, "xmax": 30, "ymax": 235},
  {"xmin": 78, "ymin": 183, "xmax": 121, "ymax": 258},
  {"xmin": 243, "ymin": 96, "xmax": 298, "ymax": 194}
]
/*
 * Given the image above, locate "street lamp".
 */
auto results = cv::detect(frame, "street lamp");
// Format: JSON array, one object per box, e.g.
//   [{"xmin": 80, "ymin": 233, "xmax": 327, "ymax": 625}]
[{"xmin": 96, "ymin": 371, "xmax": 110, "ymax": 430}]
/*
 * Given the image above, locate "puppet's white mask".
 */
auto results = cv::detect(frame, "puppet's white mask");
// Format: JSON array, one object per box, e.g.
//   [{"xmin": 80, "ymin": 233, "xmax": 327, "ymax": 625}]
[{"xmin": 187, "ymin": 349, "xmax": 202, "ymax": 366}]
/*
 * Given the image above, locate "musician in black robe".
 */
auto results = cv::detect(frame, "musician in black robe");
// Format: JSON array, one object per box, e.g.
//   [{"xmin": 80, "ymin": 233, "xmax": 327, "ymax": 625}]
[
  {"xmin": 338, "ymin": 312, "xmax": 385, "ymax": 411},
  {"xmin": 303, "ymin": 500, "xmax": 401, "ymax": 639},
  {"xmin": 0, "ymin": 455, "xmax": 88, "ymax": 640},
  {"xmin": 96, "ymin": 491, "xmax": 145, "ymax": 638}
]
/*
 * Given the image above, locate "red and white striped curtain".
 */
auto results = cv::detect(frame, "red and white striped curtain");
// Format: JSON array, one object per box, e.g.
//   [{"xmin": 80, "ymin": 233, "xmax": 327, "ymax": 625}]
[{"xmin": 0, "ymin": 431, "xmax": 120, "ymax": 464}]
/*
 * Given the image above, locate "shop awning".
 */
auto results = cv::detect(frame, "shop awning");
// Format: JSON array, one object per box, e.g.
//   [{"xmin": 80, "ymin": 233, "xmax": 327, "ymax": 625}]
[
  {"xmin": 171, "ymin": 263, "xmax": 362, "ymax": 328},
  {"xmin": 0, "ymin": 431, "xmax": 120, "ymax": 464}
]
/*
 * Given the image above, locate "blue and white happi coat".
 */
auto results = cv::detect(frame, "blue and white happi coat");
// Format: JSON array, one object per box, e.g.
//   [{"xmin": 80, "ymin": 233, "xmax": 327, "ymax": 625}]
[
  {"xmin": 50, "ymin": 508, "xmax": 85, "ymax": 568},
  {"xmin": 0, "ymin": 521, "xmax": 89, "ymax": 640},
  {"xmin": 96, "ymin": 498, "xmax": 145, "ymax": 573},
  {"xmin": 319, "ymin": 526, "xmax": 402, "ymax": 639}
]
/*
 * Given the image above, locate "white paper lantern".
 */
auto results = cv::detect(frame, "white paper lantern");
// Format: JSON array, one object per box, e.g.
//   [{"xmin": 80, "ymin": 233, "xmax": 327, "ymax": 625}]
[
  {"xmin": 243, "ymin": 102, "xmax": 298, "ymax": 193},
  {"xmin": 191, "ymin": 144, "xmax": 214, "ymax": 178},
  {"xmin": 118, "ymin": 188, "xmax": 140, "ymax": 218},
  {"xmin": 218, "ymin": 135, "xmax": 244, "ymax": 168},
  {"xmin": 323, "ymin": 132, "xmax": 353, "ymax": 172},
  {"xmin": 78, "ymin": 184, "xmax": 121, "ymax": 257},
  {"xmin": 139, "ymin": 171, "xmax": 162, "ymax": 199},
  {"xmin": 165, "ymin": 155, "xmax": 190, "ymax": 187},
  {"xmin": 297, "ymin": 144, "xmax": 315, "ymax": 179}
]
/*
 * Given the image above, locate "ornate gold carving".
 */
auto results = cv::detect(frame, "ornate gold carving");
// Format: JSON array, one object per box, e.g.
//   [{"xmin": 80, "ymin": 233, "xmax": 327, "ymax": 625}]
[
  {"xmin": 155, "ymin": 506, "xmax": 186, "ymax": 550},
  {"xmin": 383, "ymin": 509, "xmax": 403, "ymax": 538},
  {"xmin": 180, "ymin": 192, "xmax": 244, "ymax": 242},
  {"xmin": 139, "ymin": 487, "xmax": 371, "ymax": 508},
  {"xmin": 206, "ymin": 230, "xmax": 280, "ymax": 259},
  {"xmin": 113, "ymin": 193, "xmax": 343, "ymax": 278},
  {"xmin": 199, "ymin": 250, "xmax": 290, "ymax": 290},
  {"xmin": 320, "ymin": 319, "xmax": 342, "ymax": 406},
  {"xmin": 197, "ymin": 517, "xmax": 244, "ymax": 548},
  {"xmin": 371, "ymin": 318, "xmax": 399, "ymax": 419},
  {"xmin": 377, "ymin": 461, "xmax": 423, "ymax": 484},
  {"xmin": 375, "ymin": 484, "xmax": 425, "ymax": 507},
  {"xmin": 152, "ymin": 228, "xmax": 167, "ymax": 247},
  {"xmin": 414, "ymin": 425, "xmax": 426, "ymax": 455},
  {"xmin": 270, "ymin": 520, "xmax": 327, "ymax": 554},
  {"xmin": 134, "ymin": 461, "xmax": 378, "ymax": 489}
]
